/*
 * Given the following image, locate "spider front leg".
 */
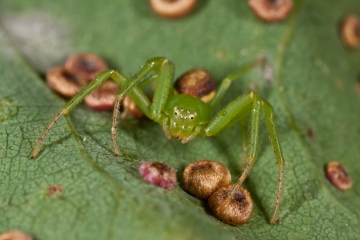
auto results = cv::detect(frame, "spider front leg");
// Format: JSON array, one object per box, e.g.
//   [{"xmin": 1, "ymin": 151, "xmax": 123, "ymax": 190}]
[
  {"xmin": 31, "ymin": 70, "xmax": 121, "ymax": 158},
  {"xmin": 262, "ymin": 100, "xmax": 285, "ymax": 224},
  {"xmin": 205, "ymin": 91, "xmax": 285, "ymax": 224},
  {"xmin": 31, "ymin": 57, "xmax": 173, "ymax": 158},
  {"xmin": 110, "ymin": 57, "xmax": 174, "ymax": 155}
]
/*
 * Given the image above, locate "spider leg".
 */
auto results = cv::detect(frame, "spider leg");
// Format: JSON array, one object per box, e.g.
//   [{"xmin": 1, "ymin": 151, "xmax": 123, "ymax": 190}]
[
  {"xmin": 108, "ymin": 69, "xmax": 152, "ymax": 156},
  {"xmin": 205, "ymin": 90, "xmax": 261, "ymax": 186},
  {"xmin": 109, "ymin": 57, "xmax": 175, "ymax": 155},
  {"xmin": 204, "ymin": 91, "xmax": 285, "ymax": 224},
  {"xmin": 262, "ymin": 100, "xmax": 285, "ymax": 225},
  {"xmin": 239, "ymin": 117, "xmax": 249, "ymax": 168},
  {"xmin": 31, "ymin": 70, "xmax": 117, "ymax": 159},
  {"xmin": 232, "ymin": 93, "xmax": 261, "ymax": 187}
]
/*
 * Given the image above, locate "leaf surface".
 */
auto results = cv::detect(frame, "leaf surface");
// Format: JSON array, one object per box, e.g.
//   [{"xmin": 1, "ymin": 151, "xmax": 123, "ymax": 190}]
[{"xmin": 0, "ymin": 1, "xmax": 360, "ymax": 239}]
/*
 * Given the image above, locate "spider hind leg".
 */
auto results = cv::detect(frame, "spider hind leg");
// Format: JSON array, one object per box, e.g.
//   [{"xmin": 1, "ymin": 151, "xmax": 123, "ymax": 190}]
[{"xmin": 204, "ymin": 91, "xmax": 285, "ymax": 224}]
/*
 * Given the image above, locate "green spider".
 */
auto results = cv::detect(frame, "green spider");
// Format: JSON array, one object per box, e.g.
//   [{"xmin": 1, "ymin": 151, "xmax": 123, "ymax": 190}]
[{"xmin": 31, "ymin": 57, "xmax": 285, "ymax": 225}]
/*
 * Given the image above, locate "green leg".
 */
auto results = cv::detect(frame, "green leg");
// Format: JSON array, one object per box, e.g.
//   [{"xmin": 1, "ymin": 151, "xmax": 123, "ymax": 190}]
[
  {"xmin": 205, "ymin": 91, "xmax": 262, "ymax": 187},
  {"xmin": 109, "ymin": 69, "xmax": 152, "ymax": 156},
  {"xmin": 262, "ymin": 100, "xmax": 285, "ymax": 225},
  {"xmin": 209, "ymin": 57, "xmax": 264, "ymax": 112},
  {"xmin": 205, "ymin": 91, "xmax": 285, "ymax": 224},
  {"xmin": 109, "ymin": 57, "xmax": 175, "ymax": 155},
  {"xmin": 150, "ymin": 58, "xmax": 174, "ymax": 120},
  {"xmin": 205, "ymin": 91, "xmax": 254, "ymax": 135},
  {"xmin": 232, "ymin": 93, "xmax": 262, "ymax": 186},
  {"xmin": 31, "ymin": 70, "xmax": 116, "ymax": 158},
  {"xmin": 239, "ymin": 117, "xmax": 249, "ymax": 168}
]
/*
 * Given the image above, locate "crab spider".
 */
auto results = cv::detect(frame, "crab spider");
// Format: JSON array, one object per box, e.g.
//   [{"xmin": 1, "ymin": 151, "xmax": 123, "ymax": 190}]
[{"xmin": 31, "ymin": 57, "xmax": 285, "ymax": 225}]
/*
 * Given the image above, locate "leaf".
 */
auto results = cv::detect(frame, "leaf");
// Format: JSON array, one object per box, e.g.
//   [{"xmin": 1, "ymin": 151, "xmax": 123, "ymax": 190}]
[{"xmin": 0, "ymin": 0, "xmax": 360, "ymax": 239}]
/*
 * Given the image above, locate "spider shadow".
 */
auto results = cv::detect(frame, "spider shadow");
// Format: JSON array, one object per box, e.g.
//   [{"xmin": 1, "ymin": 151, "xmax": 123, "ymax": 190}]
[
  {"xmin": 244, "ymin": 175, "xmax": 271, "ymax": 223},
  {"xmin": 208, "ymin": 136, "xmax": 241, "ymax": 174},
  {"xmin": 33, "ymin": 134, "xmax": 71, "ymax": 158}
]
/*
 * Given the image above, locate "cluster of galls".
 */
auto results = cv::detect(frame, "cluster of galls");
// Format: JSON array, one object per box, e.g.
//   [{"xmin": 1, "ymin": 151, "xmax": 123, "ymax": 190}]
[
  {"xmin": 46, "ymin": 53, "xmax": 148, "ymax": 118},
  {"xmin": 183, "ymin": 160, "xmax": 253, "ymax": 226},
  {"xmin": 138, "ymin": 159, "xmax": 254, "ymax": 225},
  {"xmin": 46, "ymin": 53, "xmax": 119, "ymax": 111}
]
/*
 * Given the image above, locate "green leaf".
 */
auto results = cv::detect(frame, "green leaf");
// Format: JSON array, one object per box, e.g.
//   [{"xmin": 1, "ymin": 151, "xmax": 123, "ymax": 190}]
[{"xmin": 1, "ymin": 0, "xmax": 360, "ymax": 239}]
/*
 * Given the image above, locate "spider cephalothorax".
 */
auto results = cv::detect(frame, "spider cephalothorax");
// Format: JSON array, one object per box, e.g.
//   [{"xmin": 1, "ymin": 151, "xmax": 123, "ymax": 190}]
[
  {"xmin": 162, "ymin": 94, "xmax": 210, "ymax": 142},
  {"xmin": 31, "ymin": 57, "xmax": 285, "ymax": 225}
]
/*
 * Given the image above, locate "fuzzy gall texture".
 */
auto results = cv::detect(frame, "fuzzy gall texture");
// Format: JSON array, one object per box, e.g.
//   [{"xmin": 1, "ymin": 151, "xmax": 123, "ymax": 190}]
[
  {"xmin": 208, "ymin": 185, "xmax": 253, "ymax": 225},
  {"xmin": 64, "ymin": 53, "xmax": 108, "ymax": 82},
  {"xmin": 183, "ymin": 160, "xmax": 231, "ymax": 199},
  {"xmin": 138, "ymin": 161, "xmax": 177, "ymax": 190},
  {"xmin": 174, "ymin": 69, "xmax": 216, "ymax": 103},
  {"xmin": 46, "ymin": 53, "xmax": 120, "ymax": 111}
]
